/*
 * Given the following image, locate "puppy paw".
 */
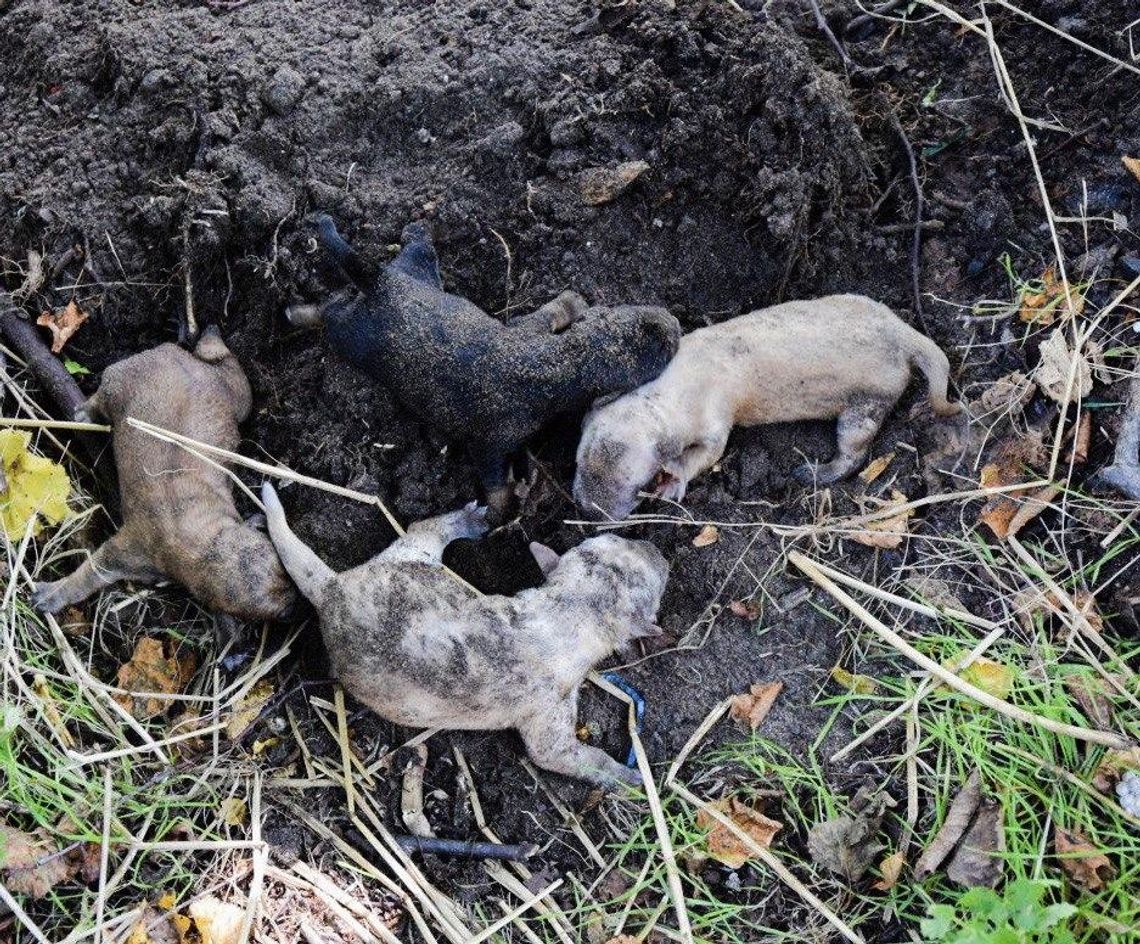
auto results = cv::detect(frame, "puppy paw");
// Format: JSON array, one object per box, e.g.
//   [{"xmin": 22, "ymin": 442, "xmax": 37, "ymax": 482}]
[
  {"xmin": 456, "ymin": 502, "xmax": 490, "ymax": 539},
  {"xmin": 30, "ymin": 581, "xmax": 66, "ymax": 615}
]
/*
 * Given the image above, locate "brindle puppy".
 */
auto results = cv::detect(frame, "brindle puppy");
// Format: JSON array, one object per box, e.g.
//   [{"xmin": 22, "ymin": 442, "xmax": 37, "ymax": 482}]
[
  {"xmin": 574, "ymin": 295, "xmax": 960, "ymax": 520},
  {"xmin": 288, "ymin": 215, "xmax": 681, "ymax": 517},
  {"xmin": 32, "ymin": 330, "xmax": 296, "ymax": 622},
  {"xmin": 261, "ymin": 481, "xmax": 668, "ymax": 786}
]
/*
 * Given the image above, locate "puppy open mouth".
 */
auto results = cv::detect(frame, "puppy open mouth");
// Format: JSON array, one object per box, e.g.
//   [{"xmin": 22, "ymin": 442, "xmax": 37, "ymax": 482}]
[{"xmin": 650, "ymin": 469, "xmax": 680, "ymax": 496}]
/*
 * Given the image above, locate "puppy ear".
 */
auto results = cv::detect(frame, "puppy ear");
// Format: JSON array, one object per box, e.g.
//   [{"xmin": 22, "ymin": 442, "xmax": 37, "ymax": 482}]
[{"xmin": 529, "ymin": 541, "xmax": 561, "ymax": 576}]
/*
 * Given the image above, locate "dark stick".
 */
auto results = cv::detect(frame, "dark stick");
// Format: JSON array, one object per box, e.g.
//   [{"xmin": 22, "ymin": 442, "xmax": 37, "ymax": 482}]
[
  {"xmin": 845, "ymin": 0, "xmax": 908, "ymax": 38},
  {"xmin": 0, "ymin": 291, "xmax": 88, "ymax": 418},
  {"xmin": 807, "ymin": 0, "xmax": 858, "ymax": 75},
  {"xmin": 392, "ymin": 835, "xmax": 536, "ymax": 862},
  {"xmin": 887, "ymin": 109, "xmax": 929, "ymax": 334}
]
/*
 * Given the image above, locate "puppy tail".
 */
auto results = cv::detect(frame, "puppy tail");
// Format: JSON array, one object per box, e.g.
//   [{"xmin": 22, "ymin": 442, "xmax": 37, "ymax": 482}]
[
  {"xmin": 314, "ymin": 214, "xmax": 379, "ymax": 295},
  {"xmin": 260, "ymin": 482, "xmax": 335, "ymax": 602},
  {"xmin": 908, "ymin": 331, "xmax": 960, "ymax": 416}
]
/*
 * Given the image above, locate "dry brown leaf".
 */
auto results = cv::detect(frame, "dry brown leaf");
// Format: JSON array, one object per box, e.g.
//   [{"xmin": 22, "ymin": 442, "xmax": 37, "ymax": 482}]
[
  {"xmin": 1019, "ymin": 266, "xmax": 1084, "ymax": 325},
  {"xmin": 579, "ymin": 160, "xmax": 649, "ymax": 205},
  {"xmin": 977, "ymin": 435, "xmax": 1057, "ymax": 539},
  {"xmin": 697, "ymin": 797, "xmax": 783, "ymax": 868},
  {"xmin": 1070, "ymin": 410, "xmax": 1091, "ymax": 464},
  {"xmin": 858, "ymin": 452, "xmax": 895, "ymax": 484},
  {"xmin": 915, "ymin": 769, "xmax": 982, "ymax": 879},
  {"xmin": 946, "ymin": 798, "xmax": 1005, "ymax": 888},
  {"xmin": 604, "ymin": 938, "xmax": 640, "ymax": 944},
  {"xmin": 807, "ymin": 785, "xmax": 894, "ymax": 881},
  {"xmin": 970, "ymin": 371, "xmax": 1037, "ymax": 416},
  {"xmin": 729, "ymin": 681, "xmax": 783, "ymax": 731},
  {"xmin": 188, "ymin": 895, "xmax": 245, "ymax": 944},
  {"xmin": 1092, "ymin": 747, "xmax": 1140, "ymax": 794},
  {"xmin": 113, "ymin": 637, "xmax": 197, "ymax": 720},
  {"xmin": 36, "ymin": 299, "xmax": 89, "ymax": 353},
  {"xmin": 728, "ymin": 597, "xmax": 762, "ymax": 620},
  {"xmin": 225, "ymin": 678, "xmax": 275, "ymax": 740},
  {"xmin": 1033, "ymin": 328, "xmax": 1093, "ymax": 404},
  {"xmin": 1123, "ymin": 155, "xmax": 1140, "ymax": 185},
  {"xmin": 0, "ymin": 823, "xmax": 78, "ymax": 898},
  {"xmin": 692, "ymin": 524, "xmax": 719, "ymax": 548},
  {"xmin": 873, "ymin": 850, "xmax": 906, "ymax": 891},
  {"xmin": 1054, "ymin": 827, "xmax": 1115, "ymax": 891},
  {"xmin": 850, "ymin": 489, "xmax": 913, "ymax": 548},
  {"xmin": 1063, "ymin": 675, "xmax": 1112, "ymax": 728}
]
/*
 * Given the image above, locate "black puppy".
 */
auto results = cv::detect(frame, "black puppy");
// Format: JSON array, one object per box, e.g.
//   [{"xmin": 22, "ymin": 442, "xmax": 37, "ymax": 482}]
[{"xmin": 289, "ymin": 215, "xmax": 681, "ymax": 516}]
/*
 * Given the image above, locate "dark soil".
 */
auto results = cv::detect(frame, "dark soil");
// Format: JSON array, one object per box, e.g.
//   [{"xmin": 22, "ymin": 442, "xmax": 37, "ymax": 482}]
[{"xmin": 3, "ymin": 0, "xmax": 1139, "ymax": 935}]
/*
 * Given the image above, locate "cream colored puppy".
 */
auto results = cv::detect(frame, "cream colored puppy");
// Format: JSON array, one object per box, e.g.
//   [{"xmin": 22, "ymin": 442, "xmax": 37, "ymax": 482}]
[{"xmin": 573, "ymin": 295, "xmax": 958, "ymax": 519}]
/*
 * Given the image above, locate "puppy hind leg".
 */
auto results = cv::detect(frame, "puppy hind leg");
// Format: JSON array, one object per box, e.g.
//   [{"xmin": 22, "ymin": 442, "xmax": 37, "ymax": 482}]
[
  {"xmin": 794, "ymin": 400, "xmax": 890, "ymax": 485},
  {"xmin": 518, "ymin": 698, "xmax": 641, "ymax": 788},
  {"xmin": 389, "ymin": 223, "xmax": 442, "ymax": 288},
  {"xmin": 31, "ymin": 531, "xmax": 158, "ymax": 614},
  {"xmin": 385, "ymin": 502, "xmax": 490, "ymax": 563}
]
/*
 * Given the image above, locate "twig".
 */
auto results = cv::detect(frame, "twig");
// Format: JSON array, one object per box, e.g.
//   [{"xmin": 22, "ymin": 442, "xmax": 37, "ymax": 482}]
[
  {"xmin": 788, "ymin": 551, "xmax": 1133, "ymax": 749},
  {"xmin": 0, "ymin": 290, "xmax": 90, "ymax": 419},
  {"xmin": 400, "ymin": 743, "xmax": 433, "ymax": 839},
  {"xmin": 238, "ymin": 773, "xmax": 266, "ymax": 944},
  {"xmin": 393, "ymin": 835, "xmax": 536, "ymax": 861},
  {"xmin": 845, "ymin": 0, "xmax": 908, "ymax": 36},
  {"xmin": 807, "ymin": 0, "xmax": 860, "ymax": 75}
]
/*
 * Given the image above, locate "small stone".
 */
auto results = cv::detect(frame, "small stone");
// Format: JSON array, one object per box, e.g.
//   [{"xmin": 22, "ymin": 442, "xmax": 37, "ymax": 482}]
[
  {"xmin": 416, "ymin": 127, "xmax": 435, "ymax": 145},
  {"xmin": 263, "ymin": 65, "xmax": 306, "ymax": 115}
]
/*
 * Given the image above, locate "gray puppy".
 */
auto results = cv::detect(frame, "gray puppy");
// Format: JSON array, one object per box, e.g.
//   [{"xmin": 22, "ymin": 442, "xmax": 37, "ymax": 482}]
[
  {"xmin": 32, "ymin": 330, "xmax": 297, "ymax": 622},
  {"xmin": 261, "ymin": 482, "xmax": 668, "ymax": 786}
]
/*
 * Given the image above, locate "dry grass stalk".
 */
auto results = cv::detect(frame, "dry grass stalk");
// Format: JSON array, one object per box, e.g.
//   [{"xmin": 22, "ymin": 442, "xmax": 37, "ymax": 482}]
[
  {"xmin": 789, "ymin": 551, "xmax": 1132, "ymax": 749},
  {"xmin": 520, "ymin": 759, "xmax": 606, "ymax": 868},
  {"xmin": 464, "ymin": 880, "xmax": 562, "ymax": 944},
  {"xmin": 334, "ymin": 685, "xmax": 358, "ymax": 817},
  {"xmin": 237, "ymin": 774, "xmax": 266, "ymax": 944}
]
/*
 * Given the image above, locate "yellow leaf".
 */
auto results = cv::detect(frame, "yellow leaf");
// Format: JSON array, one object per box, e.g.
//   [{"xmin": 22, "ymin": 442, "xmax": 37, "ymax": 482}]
[
  {"xmin": 831, "ymin": 666, "xmax": 878, "ymax": 695},
  {"xmin": 951, "ymin": 657, "xmax": 1013, "ymax": 700},
  {"xmin": 225, "ymin": 679, "xmax": 275, "ymax": 740},
  {"xmin": 188, "ymin": 896, "xmax": 244, "ymax": 944},
  {"xmin": 697, "ymin": 797, "xmax": 783, "ymax": 868},
  {"xmin": 0, "ymin": 429, "xmax": 71, "ymax": 539},
  {"xmin": 850, "ymin": 489, "xmax": 913, "ymax": 549},
  {"xmin": 219, "ymin": 798, "xmax": 247, "ymax": 827},
  {"xmin": 1018, "ymin": 266, "xmax": 1084, "ymax": 324},
  {"xmin": 252, "ymin": 736, "xmax": 280, "ymax": 757},
  {"xmin": 873, "ymin": 850, "xmax": 906, "ymax": 891},
  {"xmin": 692, "ymin": 524, "xmax": 719, "ymax": 548},
  {"xmin": 858, "ymin": 452, "xmax": 895, "ymax": 484}
]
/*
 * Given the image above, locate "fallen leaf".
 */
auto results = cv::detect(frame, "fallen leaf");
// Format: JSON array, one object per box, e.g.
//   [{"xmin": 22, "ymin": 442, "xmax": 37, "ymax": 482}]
[
  {"xmin": 697, "ymin": 797, "xmax": 783, "ymax": 868},
  {"xmin": 1092, "ymin": 747, "xmax": 1140, "ymax": 794},
  {"xmin": 946, "ymin": 798, "xmax": 1005, "ymax": 888},
  {"xmin": 851, "ymin": 489, "xmax": 914, "ymax": 548},
  {"xmin": 224, "ymin": 678, "xmax": 275, "ymax": 740},
  {"xmin": 977, "ymin": 435, "xmax": 1057, "ymax": 540},
  {"xmin": 1123, "ymin": 155, "xmax": 1140, "ymax": 185},
  {"xmin": 915, "ymin": 769, "xmax": 982, "ymax": 879},
  {"xmin": 1070, "ymin": 410, "xmax": 1092, "ymax": 464},
  {"xmin": 188, "ymin": 896, "xmax": 245, "ymax": 944},
  {"xmin": 830, "ymin": 666, "xmax": 878, "ymax": 695},
  {"xmin": 0, "ymin": 823, "xmax": 77, "ymax": 897},
  {"xmin": 1084, "ymin": 339, "xmax": 1113, "ymax": 384},
  {"xmin": 219, "ymin": 798, "xmax": 247, "ymax": 827},
  {"xmin": 728, "ymin": 597, "xmax": 762, "ymax": 620},
  {"xmin": 1054, "ymin": 827, "xmax": 1115, "ymax": 891},
  {"xmin": 113, "ymin": 637, "xmax": 197, "ymax": 720},
  {"xmin": 729, "ymin": 681, "xmax": 783, "ymax": 731},
  {"xmin": 859, "ymin": 452, "xmax": 895, "ymax": 484},
  {"xmin": 0, "ymin": 428, "xmax": 71, "ymax": 539},
  {"xmin": 578, "ymin": 160, "xmax": 649, "ymax": 205},
  {"xmin": 970, "ymin": 371, "xmax": 1036, "ymax": 417},
  {"xmin": 36, "ymin": 299, "xmax": 89, "ymax": 353},
  {"xmin": 873, "ymin": 850, "xmax": 905, "ymax": 891},
  {"xmin": 954, "ymin": 658, "xmax": 1014, "ymax": 700},
  {"xmin": 604, "ymin": 938, "xmax": 640, "ymax": 944},
  {"xmin": 252, "ymin": 736, "xmax": 280, "ymax": 757},
  {"xmin": 692, "ymin": 524, "xmax": 719, "ymax": 548},
  {"xmin": 980, "ymin": 482, "xmax": 1060, "ymax": 540},
  {"xmin": 1063, "ymin": 674, "xmax": 1112, "ymax": 728},
  {"xmin": 807, "ymin": 785, "xmax": 894, "ymax": 881},
  {"xmin": 904, "ymin": 574, "xmax": 967, "ymax": 613},
  {"xmin": 1033, "ymin": 328, "xmax": 1093, "ymax": 404},
  {"xmin": 1019, "ymin": 266, "xmax": 1084, "ymax": 325}
]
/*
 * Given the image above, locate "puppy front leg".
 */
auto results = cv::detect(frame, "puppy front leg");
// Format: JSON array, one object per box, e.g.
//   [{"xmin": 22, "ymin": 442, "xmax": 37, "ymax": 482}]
[
  {"xmin": 518, "ymin": 696, "xmax": 641, "ymax": 788},
  {"xmin": 381, "ymin": 502, "xmax": 489, "ymax": 564},
  {"xmin": 657, "ymin": 432, "xmax": 728, "ymax": 503},
  {"xmin": 32, "ymin": 531, "xmax": 159, "ymax": 614}
]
